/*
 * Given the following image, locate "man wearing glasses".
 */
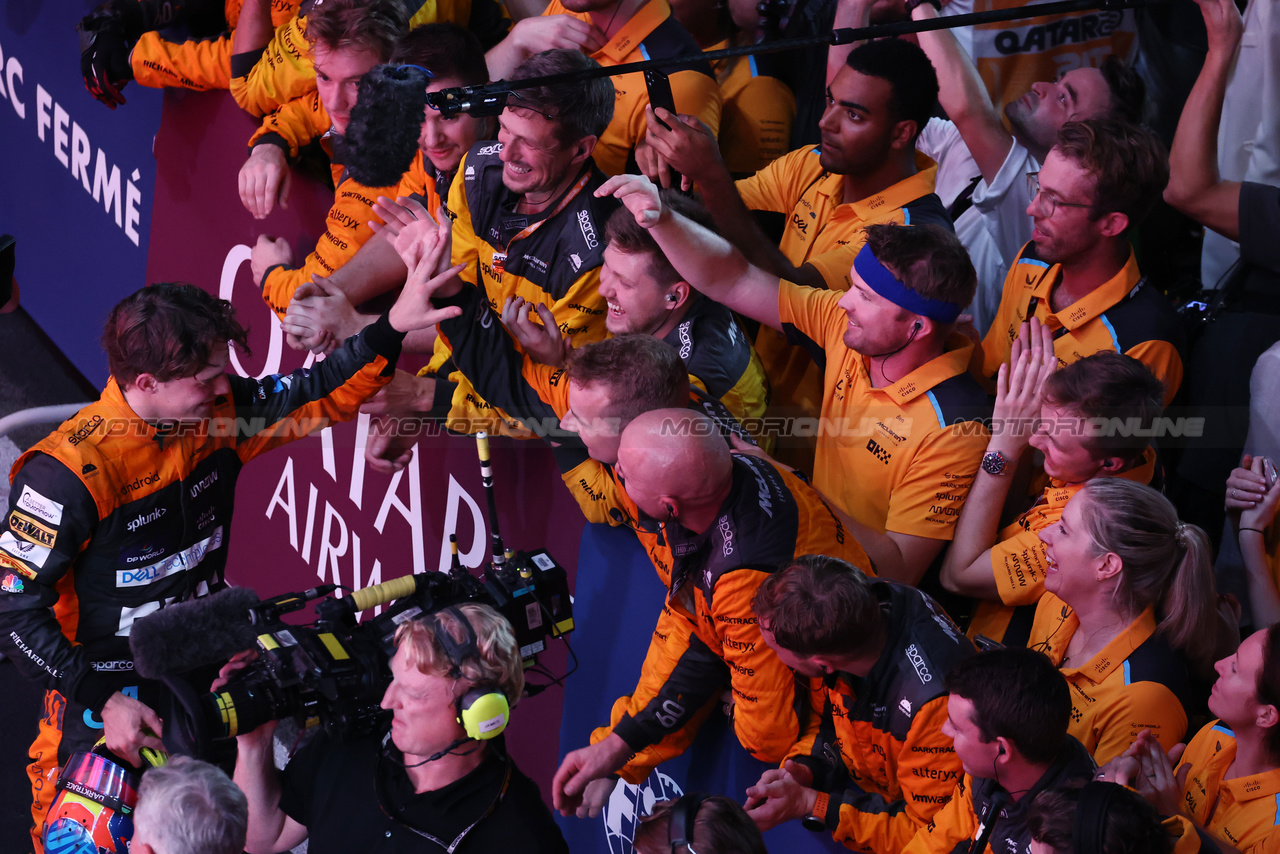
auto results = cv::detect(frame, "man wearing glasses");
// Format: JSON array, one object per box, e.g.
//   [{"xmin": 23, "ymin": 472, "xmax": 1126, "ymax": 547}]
[{"xmin": 977, "ymin": 118, "xmax": 1186, "ymax": 405}]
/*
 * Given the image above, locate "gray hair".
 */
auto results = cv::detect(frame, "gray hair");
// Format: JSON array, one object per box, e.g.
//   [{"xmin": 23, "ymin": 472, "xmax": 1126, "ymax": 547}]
[{"xmin": 134, "ymin": 756, "xmax": 248, "ymax": 854}]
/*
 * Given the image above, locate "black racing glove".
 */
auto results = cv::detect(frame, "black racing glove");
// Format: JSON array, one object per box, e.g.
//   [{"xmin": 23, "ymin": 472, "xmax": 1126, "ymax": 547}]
[{"xmin": 77, "ymin": 3, "xmax": 139, "ymax": 109}]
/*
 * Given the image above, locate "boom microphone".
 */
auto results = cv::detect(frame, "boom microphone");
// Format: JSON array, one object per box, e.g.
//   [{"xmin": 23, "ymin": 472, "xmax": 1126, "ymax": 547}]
[
  {"xmin": 129, "ymin": 586, "xmax": 261, "ymax": 680},
  {"xmin": 339, "ymin": 64, "xmax": 430, "ymax": 189}
]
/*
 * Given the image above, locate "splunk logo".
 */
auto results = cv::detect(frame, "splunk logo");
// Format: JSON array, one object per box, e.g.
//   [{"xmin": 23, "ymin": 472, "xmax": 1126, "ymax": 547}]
[{"xmin": 126, "ymin": 507, "xmax": 166, "ymax": 532}]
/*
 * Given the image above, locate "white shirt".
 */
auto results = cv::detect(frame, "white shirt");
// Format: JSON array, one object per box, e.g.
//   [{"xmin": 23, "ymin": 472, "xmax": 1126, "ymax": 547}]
[
  {"xmin": 917, "ymin": 117, "xmax": 1039, "ymax": 335},
  {"xmin": 1202, "ymin": 0, "xmax": 1280, "ymax": 289}
]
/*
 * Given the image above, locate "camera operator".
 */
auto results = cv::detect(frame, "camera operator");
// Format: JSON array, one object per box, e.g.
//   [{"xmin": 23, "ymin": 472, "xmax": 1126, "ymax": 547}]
[
  {"xmin": 131, "ymin": 756, "xmax": 249, "ymax": 854},
  {"xmin": 0, "ymin": 261, "xmax": 457, "ymax": 853},
  {"xmin": 233, "ymin": 604, "xmax": 567, "ymax": 854}
]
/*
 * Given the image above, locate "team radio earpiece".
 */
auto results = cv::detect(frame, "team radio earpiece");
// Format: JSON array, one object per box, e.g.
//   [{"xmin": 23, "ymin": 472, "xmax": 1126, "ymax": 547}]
[
  {"xmin": 665, "ymin": 293, "xmax": 679, "ymax": 303},
  {"xmin": 433, "ymin": 606, "xmax": 511, "ymax": 741}
]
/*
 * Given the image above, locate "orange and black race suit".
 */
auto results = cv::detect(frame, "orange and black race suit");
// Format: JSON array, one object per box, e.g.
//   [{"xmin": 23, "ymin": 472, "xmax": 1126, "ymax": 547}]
[
  {"xmin": 589, "ymin": 453, "xmax": 873, "ymax": 782},
  {"xmin": 432, "ymin": 279, "xmax": 757, "ymax": 524},
  {"xmin": 901, "ymin": 737, "xmax": 1096, "ymax": 854},
  {"xmin": 248, "ymin": 92, "xmax": 396, "ymax": 320},
  {"xmin": 131, "ymin": 0, "xmax": 510, "ymax": 116},
  {"xmin": 787, "ymin": 582, "xmax": 975, "ymax": 854},
  {"xmin": 0, "ymin": 315, "xmax": 402, "ymax": 850},
  {"xmin": 425, "ymin": 143, "xmax": 618, "ymax": 435}
]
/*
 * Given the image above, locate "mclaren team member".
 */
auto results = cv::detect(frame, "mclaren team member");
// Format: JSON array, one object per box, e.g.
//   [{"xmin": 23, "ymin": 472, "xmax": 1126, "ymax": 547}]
[
  {"xmin": 356, "ymin": 196, "xmax": 765, "ymax": 519},
  {"xmin": 552, "ymin": 410, "xmax": 872, "ymax": 818},
  {"xmin": 278, "ymin": 24, "xmax": 498, "ymax": 353},
  {"xmin": 1105, "ymin": 628, "xmax": 1280, "ymax": 854},
  {"xmin": 487, "ymin": 0, "xmax": 722, "ymax": 178},
  {"xmin": 901, "ymin": 648, "xmax": 1096, "ymax": 854},
  {"xmin": 244, "ymin": 0, "xmax": 409, "ymax": 319},
  {"xmin": 978, "ymin": 118, "xmax": 1185, "ymax": 405},
  {"xmin": 476, "ymin": 191, "xmax": 770, "ymax": 439},
  {"xmin": 745, "ymin": 556, "xmax": 975, "ymax": 854},
  {"xmin": 80, "ymin": 0, "xmax": 510, "ymax": 115},
  {"xmin": 272, "ymin": 49, "xmax": 618, "ymax": 379},
  {"xmin": 601, "ymin": 173, "xmax": 990, "ymax": 585},
  {"xmin": 0, "ymin": 272, "xmax": 455, "ymax": 853},
  {"xmin": 942, "ymin": 344, "xmax": 1164, "ymax": 645},
  {"xmin": 641, "ymin": 38, "xmax": 951, "ymax": 466}
]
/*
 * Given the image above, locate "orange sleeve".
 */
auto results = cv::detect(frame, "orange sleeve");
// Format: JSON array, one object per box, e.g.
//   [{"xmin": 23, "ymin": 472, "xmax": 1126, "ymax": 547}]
[
  {"xmin": 885, "ymin": 424, "xmax": 988, "ymax": 540},
  {"xmin": 1125, "ymin": 339, "xmax": 1184, "ymax": 406},
  {"xmin": 260, "ymin": 179, "xmax": 381, "ymax": 319},
  {"xmin": 229, "ymin": 14, "xmax": 316, "ymax": 118},
  {"xmin": 709, "ymin": 569, "xmax": 799, "ymax": 765},
  {"xmin": 832, "ymin": 697, "xmax": 964, "ymax": 854},
  {"xmin": 719, "ymin": 72, "xmax": 795, "ymax": 176},
  {"xmin": 130, "ymin": 31, "xmax": 232, "ymax": 91},
  {"xmin": 734, "ymin": 147, "xmax": 815, "ymax": 214},
  {"xmin": 978, "ymin": 270, "xmax": 1020, "ymax": 380},
  {"xmin": 989, "ymin": 526, "xmax": 1052, "ymax": 606},
  {"xmin": 777, "ymin": 279, "xmax": 846, "ymax": 352},
  {"xmin": 589, "ymin": 603, "xmax": 720, "ymax": 784},
  {"xmin": 249, "ymin": 90, "xmax": 327, "ymax": 155}
]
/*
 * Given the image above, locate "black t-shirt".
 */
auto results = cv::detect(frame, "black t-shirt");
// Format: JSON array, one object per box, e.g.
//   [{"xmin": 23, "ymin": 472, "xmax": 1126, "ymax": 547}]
[{"xmin": 279, "ymin": 732, "xmax": 568, "ymax": 854}]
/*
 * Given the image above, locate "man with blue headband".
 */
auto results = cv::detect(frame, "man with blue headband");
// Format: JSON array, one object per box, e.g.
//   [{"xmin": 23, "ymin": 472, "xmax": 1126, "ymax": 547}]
[{"xmin": 598, "ymin": 174, "xmax": 991, "ymax": 586}]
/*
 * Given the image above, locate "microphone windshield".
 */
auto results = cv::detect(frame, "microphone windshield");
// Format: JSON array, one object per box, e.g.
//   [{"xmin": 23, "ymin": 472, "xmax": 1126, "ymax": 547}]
[
  {"xmin": 339, "ymin": 64, "xmax": 430, "ymax": 189},
  {"xmin": 129, "ymin": 586, "xmax": 261, "ymax": 679}
]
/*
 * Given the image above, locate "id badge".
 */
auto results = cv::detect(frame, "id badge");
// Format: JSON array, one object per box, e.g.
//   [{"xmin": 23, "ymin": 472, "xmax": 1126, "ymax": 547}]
[{"xmin": 491, "ymin": 252, "xmax": 507, "ymax": 275}]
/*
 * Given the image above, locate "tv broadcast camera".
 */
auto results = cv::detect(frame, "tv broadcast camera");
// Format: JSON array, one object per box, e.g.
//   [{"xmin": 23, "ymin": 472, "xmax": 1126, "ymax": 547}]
[{"xmin": 149, "ymin": 433, "xmax": 574, "ymax": 759}]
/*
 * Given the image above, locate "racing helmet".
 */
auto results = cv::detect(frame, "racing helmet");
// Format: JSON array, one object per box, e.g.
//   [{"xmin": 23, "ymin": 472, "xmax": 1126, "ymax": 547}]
[{"xmin": 42, "ymin": 748, "xmax": 140, "ymax": 854}]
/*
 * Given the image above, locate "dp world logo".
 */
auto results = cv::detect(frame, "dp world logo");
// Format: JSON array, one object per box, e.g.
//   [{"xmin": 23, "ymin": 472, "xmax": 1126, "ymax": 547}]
[{"xmin": 600, "ymin": 769, "xmax": 684, "ymax": 854}]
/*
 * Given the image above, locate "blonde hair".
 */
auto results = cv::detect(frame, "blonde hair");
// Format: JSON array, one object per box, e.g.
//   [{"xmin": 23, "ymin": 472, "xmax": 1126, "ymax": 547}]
[
  {"xmin": 394, "ymin": 603, "xmax": 525, "ymax": 706},
  {"xmin": 1077, "ymin": 480, "xmax": 1216, "ymax": 670}
]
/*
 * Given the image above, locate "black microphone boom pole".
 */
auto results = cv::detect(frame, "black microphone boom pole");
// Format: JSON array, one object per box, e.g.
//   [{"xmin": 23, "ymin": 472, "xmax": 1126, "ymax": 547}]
[{"xmin": 425, "ymin": 0, "xmax": 1163, "ymax": 117}]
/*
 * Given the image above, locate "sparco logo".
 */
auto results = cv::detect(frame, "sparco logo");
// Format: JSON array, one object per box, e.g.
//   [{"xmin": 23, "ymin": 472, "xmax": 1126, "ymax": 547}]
[
  {"xmin": 120, "ymin": 472, "xmax": 160, "ymax": 496},
  {"xmin": 127, "ymin": 507, "xmax": 167, "ymax": 532},
  {"xmin": 68, "ymin": 415, "xmax": 104, "ymax": 445},
  {"xmin": 476, "ymin": 143, "xmax": 503, "ymax": 156},
  {"xmin": 717, "ymin": 515, "xmax": 734, "ymax": 557},
  {"xmin": 906, "ymin": 643, "xmax": 932, "ymax": 683},
  {"xmin": 578, "ymin": 210, "xmax": 598, "ymax": 249},
  {"xmin": 189, "ymin": 470, "xmax": 219, "ymax": 498},
  {"xmin": 90, "ymin": 660, "xmax": 135, "ymax": 672}
]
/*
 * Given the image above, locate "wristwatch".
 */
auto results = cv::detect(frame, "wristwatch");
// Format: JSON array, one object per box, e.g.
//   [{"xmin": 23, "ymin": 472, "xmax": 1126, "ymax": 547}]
[
  {"xmin": 906, "ymin": 0, "xmax": 942, "ymax": 12},
  {"xmin": 981, "ymin": 450, "xmax": 1012, "ymax": 476},
  {"xmin": 802, "ymin": 792, "xmax": 830, "ymax": 832}
]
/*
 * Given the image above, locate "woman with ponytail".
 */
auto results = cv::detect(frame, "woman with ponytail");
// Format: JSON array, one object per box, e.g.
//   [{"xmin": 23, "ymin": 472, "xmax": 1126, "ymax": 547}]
[
  {"xmin": 1027, "ymin": 479, "xmax": 1220, "ymax": 764},
  {"xmin": 1108, "ymin": 626, "xmax": 1280, "ymax": 854}
]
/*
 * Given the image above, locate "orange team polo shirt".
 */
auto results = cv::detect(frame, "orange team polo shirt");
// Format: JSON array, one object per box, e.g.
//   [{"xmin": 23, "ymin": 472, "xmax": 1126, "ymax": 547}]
[
  {"xmin": 967, "ymin": 447, "xmax": 1157, "ymax": 645},
  {"xmin": 979, "ymin": 243, "xmax": 1185, "ymax": 405},
  {"xmin": 737, "ymin": 150, "xmax": 947, "ymax": 467},
  {"xmin": 1179, "ymin": 721, "xmax": 1280, "ymax": 854},
  {"xmin": 542, "ymin": 0, "xmax": 722, "ymax": 176},
  {"xmin": 1028, "ymin": 597, "xmax": 1191, "ymax": 764},
  {"xmin": 707, "ymin": 40, "xmax": 795, "ymax": 176},
  {"xmin": 776, "ymin": 281, "xmax": 991, "ymax": 539}
]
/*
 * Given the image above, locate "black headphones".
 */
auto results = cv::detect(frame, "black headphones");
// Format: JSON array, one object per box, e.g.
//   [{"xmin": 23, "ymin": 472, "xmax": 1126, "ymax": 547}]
[
  {"xmin": 432, "ymin": 607, "xmax": 510, "ymax": 741},
  {"xmin": 665, "ymin": 293, "xmax": 679, "ymax": 303},
  {"xmin": 669, "ymin": 793, "xmax": 708, "ymax": 853}
]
